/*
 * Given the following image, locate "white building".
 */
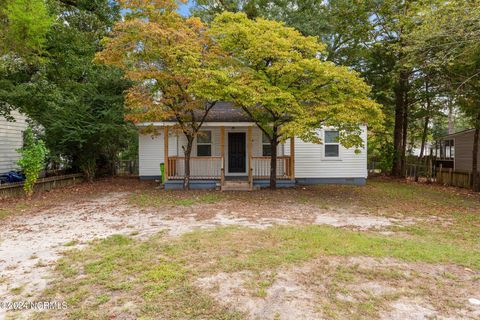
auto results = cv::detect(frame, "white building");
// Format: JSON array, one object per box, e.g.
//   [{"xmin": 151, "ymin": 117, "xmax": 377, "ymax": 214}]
[
  {"xmin": 0, "ymin": 111, "xmax": 28, "ymax": 174},
  {"xmin": 137, "ymin": 103, "xmax": 368, "ymax": 190}
]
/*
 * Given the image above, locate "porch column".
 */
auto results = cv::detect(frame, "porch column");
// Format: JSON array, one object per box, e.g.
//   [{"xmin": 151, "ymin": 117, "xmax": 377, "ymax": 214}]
[
  {"xmin": 248, "ymin": 126, "xmax": 252, "ymax": 182},
  {"xmin": 164, "ymin": 126, "xmax": 169, "ymax": 182},
  {"xmin": 220, "ymin": 126, "xmax": 225, "ymax": 183},
  {"xmin": 290, "ymin": 136, "xmax": 295, "ymax": 180},
  {"xmin": 220, "ymin": 126, "xmax": 225, "ymax": 160}
]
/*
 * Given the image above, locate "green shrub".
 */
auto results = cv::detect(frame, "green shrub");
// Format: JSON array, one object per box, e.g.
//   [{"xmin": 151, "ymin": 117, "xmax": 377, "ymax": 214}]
[{"xmin": 17, "ymin": 128, "xmax": 48, "ymax": 197}]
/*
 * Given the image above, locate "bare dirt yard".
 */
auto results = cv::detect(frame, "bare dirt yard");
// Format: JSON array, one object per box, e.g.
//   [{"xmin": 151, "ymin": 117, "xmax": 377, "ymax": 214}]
[{"xmin": 0, "ymin": 177, "xmax": 479, "ymax": 319}]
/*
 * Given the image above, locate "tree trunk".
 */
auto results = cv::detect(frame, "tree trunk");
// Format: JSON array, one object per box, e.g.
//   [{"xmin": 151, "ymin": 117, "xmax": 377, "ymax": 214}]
[
  {"xmin": 183, "ymin": 136, "xmax": 194, "ymax": 190},
  {"xmin": 391, "ymin": 70, "xmax": 408, "ymax": 177},
  {"xmin": 401, "ymin": 97, "xmax": 408, "ymax": 176},
  {"xmin": 415, "ymin": 116, "xmax": 430, "ymax": 182},
  {"xmin": 447, "ymin": 101, "xmax": 455, "ymax": 134},
  {"xmin": 471, "ymin": 112, "xmax": 480, "ymax": 192},
  {"xmin": 269, "ymin": 129, "xmax": 278, "ymax": 190},
  {"xmin": 419, "ymin": 116, "xmax": 430, "ymax": 160}
]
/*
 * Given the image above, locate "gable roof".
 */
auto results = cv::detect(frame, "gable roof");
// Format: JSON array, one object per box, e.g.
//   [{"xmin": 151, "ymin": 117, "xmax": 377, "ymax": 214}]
[{"xmin": 439, "ymin": 128, "xmax": 476, "ymax": 140}]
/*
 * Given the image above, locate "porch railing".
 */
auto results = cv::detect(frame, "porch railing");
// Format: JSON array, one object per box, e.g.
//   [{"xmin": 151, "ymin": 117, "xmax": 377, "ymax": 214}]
[
  {"xmin": 166, "ymin": 156, "xmax": 292, "ymax": 180},
  {"xmin": 167, "ymin": 156, "xmax": 223, "ymax": 180},
  {"xmin": 251, "ymin": 156, "xmax": 291, "ymax": 179}
]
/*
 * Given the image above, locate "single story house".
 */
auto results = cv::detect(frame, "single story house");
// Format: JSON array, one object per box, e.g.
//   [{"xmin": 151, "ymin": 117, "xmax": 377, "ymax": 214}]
[
  {"xmin": 0, "ymin": 111, "xmax": 28, "ymax": 175},
  {"xmin": 138, "ymin": 103, "xmax": 368, "ymax": 190},
  {"xmin": 435, "ymin": 129, "xmax": 480, "ymax": 172}
]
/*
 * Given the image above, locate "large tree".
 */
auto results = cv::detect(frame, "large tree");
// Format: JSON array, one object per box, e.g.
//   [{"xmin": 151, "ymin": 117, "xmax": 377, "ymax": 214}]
[
  {"xmin": 206, "ymin": 12, "xmax": 382, "ymax": 189},
  {"xmin": 0, "ymin": 0, "xmax": 53, "ymax": 119},
  {"xmin": 0, "ymin": 0, "xmax": 53, "ymax": 58},
  {"xmin": 194, "ymin": 0, "xmax": 435, "ymax": 178},
  {"xmin": 0, "ymin": 0, "xmax": 133, "ymax": 180},
  {"xmin": 409, "ymin": 0, "xmax": 480, "ymax": 190},
  {"xmin": 96, "ymin": 0, "xmax": 229, "ymax": 189}
]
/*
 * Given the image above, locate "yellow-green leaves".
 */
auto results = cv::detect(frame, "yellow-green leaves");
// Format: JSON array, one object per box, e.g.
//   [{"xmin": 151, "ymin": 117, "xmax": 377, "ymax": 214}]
[
  {"xmin": 209, "ymin": 12, "xmax": 383, "ymax": 146},
  {"xmin": 0, "ymin": 0, "xmax": 53, "ymax": 59},
  {"xmin": 95, "ymin": 0, "xmax": 228, "ymax": 125}
]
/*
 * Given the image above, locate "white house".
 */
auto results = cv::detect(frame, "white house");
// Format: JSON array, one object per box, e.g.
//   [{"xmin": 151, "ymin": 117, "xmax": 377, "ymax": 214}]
[
  {"xmin": 0, "ymin": 111, "xmax": 28, "ymax": 175},
  {"xmin": 137, "ymin": 103, "xmax": 368, "ymax": 190}
]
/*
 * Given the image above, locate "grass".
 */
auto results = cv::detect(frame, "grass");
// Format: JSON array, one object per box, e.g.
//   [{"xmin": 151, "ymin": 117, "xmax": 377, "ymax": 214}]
[
  {"xmin": 173, "ymin": 225, "xmax": 480, "ymax": 272},
  {"xmin": 0, "ymin": 209, "xmax": 12, "ymax": 220},
  {"xmin": 129, "ymin": 190, "xmax": 226, "ymax": 207},
  {"xmin": 64, "ymin": 240, "xmax": 79, "ymax": 247},
  {"xmin": 298, "ymin": 179, "xmax": 480, "ymax": 218},
  {"xmin": 0, "ymin": 202, "xmax": 37, "ymax": 221},
  {"xmin": 33, "ymin": 234, "xmax": 244, "ymax": 320},
  {"xmin": 7, "ymin": 177, "xmax": 480, "ymax": 319},
  {"xmin": 10, "ymin": 285, "xmax": 25, "ymax": 295},
  {"xmin": 33, "ymin": 221, "xmax": 480, "ymax": 319}
]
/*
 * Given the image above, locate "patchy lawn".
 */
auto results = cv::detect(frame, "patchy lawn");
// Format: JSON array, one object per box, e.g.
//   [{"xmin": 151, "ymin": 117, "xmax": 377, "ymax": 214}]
[{"xmin": 1, "ymin": 177, "xmax": 479, "ymax": 319}]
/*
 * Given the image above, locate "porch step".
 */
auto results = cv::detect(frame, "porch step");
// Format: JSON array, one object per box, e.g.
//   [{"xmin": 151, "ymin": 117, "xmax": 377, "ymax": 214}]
[{"xmin": 221, "ymin": 180, "xmax": 252, "ymax": 191}]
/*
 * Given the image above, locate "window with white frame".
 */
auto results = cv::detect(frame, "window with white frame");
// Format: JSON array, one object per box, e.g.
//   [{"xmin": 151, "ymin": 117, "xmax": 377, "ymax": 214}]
[
  {"xmin": 262, "ymin": 132, "xmax": 272, "ymax": 156},
  {"xmin": 324, "ymin": 130, "xmax": 340, "ymax": 158},
  {"xmin": 197, "ymin": 131, "xmax": 212, "ymax": 156}
]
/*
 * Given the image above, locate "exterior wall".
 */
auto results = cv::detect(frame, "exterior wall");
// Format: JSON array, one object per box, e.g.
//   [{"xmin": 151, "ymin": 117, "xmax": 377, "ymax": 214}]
[
  {"xmin": 138, "ymin": 130, "xmax": 178, "ymax": 178},
  {"xmin": 285, "ymin": 126, "xmax": 368, "ymax": 179},
  {"xmin": 452, "ymin": 130, "xmax": 480, "ymax": 172},
  {"xmin": 0, "ymin": 111, "xmax": 28, "ymax": 174},
  {"xmin": 138, "ymin": 124, "xmax": 368, "ymax": 181}
]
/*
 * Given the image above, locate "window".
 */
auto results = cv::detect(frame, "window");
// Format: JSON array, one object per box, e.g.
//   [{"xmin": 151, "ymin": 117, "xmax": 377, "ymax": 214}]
[
  {"xmin": 197, "ymin": 131, "xmax": 211, "ymax": 156},
  {"xmin": 438, "ymin": 139, "xmax": 454, "ymax": 160},
  {"xmin": 324, "ymin": 130, "xmax": 340, "ymax": 158},
  {"xmin": 262, "ymin": 133, "xmax": 272, "ymax": 156}
]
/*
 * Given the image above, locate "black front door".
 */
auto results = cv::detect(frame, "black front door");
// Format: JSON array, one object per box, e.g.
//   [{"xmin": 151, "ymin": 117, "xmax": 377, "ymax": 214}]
[{"xmin": 228, "ymin": 132, "xmax": 246, "ymax": 173}]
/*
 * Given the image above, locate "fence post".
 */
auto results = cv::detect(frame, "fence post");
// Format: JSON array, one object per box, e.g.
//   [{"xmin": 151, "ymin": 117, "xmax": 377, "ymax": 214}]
[
  {"xmin": 427, "ymin": 157, "xmax": 432, "ymax": 183},
  {"xmin": 437, "ymin": 164, "xmax": 442, "ymax": 184}
]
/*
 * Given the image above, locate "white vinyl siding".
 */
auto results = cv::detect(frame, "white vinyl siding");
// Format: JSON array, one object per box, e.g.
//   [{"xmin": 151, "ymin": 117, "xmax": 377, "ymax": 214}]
[
  {"xmin": 0, "ymin": 111, "xmax": 28, "ymax": 174},
  {"xmin": 138, "ymin": 130, "xmax": 177, "ymax": 177},
  {"xmin": 138, "ymin": 124, "xmax": 367, "ymax": 179},
  {"xmin": 285, "ymin": 125, "xmax": 368, "ymax": 179}
]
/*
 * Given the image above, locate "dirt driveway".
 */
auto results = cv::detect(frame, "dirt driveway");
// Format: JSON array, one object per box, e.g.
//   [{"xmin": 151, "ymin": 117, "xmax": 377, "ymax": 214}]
[{"xmin": 0, "ymin": 178, "xmax": 479, "ymax": 319}]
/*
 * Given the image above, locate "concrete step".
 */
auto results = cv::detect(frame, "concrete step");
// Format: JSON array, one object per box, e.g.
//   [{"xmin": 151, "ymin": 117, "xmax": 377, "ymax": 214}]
[{"xmin": 221, "ymin": 180, "xmax": 252, "ymax": 191}]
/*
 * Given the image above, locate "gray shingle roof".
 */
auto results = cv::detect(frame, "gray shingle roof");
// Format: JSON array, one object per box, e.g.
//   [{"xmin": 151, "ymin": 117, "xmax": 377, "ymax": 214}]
[
  {"xmin": 203, "ymin": 102, "xmax": 253, "ymax": 122},
  {"xmin": 164, "ymin": 102, "xmax": 254, "ymax": 122}
]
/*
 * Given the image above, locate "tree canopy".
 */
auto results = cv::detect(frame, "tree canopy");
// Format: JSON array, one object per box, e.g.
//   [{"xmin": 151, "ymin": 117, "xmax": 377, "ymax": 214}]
[
  {"xmin": 96, "ymin": 0, "xmax": 231, "ymax": 188},
  {"xmin": 0, "ymin": 0, "xmax": 134, "ymax": 180},
  {"xmin": 206, "ymin": 12, "xmax": 382, "ymax": 188}
]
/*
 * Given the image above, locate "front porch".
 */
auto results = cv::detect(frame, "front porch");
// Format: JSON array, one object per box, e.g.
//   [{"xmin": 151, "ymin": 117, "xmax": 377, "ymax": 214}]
[{"xmin": 162, "ymin": 125, "xmax": 295, "ymax": 190}]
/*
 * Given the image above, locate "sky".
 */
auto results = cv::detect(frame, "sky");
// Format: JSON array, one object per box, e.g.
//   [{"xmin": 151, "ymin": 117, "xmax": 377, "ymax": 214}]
[
  {"xmin": 120, "ymin": 1, "xmax": 195, "ymax": 17},
  {"xmin": 178, "ymin": 0, "xmax": 195, "ymax": 16}
]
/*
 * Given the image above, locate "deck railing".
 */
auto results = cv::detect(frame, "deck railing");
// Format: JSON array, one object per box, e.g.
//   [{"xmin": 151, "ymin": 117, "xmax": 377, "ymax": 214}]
[
  {"xmin": 167, "ymin": 156, "xmax": 223, "ymax": 180},
  {"xmin": 251, "ymin": 156, "xmax": 291, "ymax": 179}
]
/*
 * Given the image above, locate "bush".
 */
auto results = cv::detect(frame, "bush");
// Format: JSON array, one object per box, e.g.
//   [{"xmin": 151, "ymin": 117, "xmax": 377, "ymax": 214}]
[{"xmin": 17, "ymin": 128, "xmax": 48, "ymax": 197}]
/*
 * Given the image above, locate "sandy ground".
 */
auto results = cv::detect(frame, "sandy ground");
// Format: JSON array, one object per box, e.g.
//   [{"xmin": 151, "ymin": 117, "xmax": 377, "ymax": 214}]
[
  {"xmin": 197, "ymin": 257, "xmax": 480, "ymax": 320},
  {"xmin": 0, "ymin": 188, "xmax": 476, "ymax": 319}
]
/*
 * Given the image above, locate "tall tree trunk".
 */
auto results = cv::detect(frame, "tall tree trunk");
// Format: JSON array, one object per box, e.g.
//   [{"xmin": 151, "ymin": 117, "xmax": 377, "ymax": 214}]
[
  {"xmin": 416, "ymin": 116, "xmax": 430, "ymax": 182},
  {"xmin": 183, "ymin": 136, "xmax": 194, "ymax": 190},
  {"xmin": 391, "ymin": 70, "xmax": 408, "ymax": 177},
  {"xmin": 401, "ymin": 97, "xmax": 408, "ymax": 177},
  {"xmin": 471, "ymin": 112, "xmax": 480, "ymax": 192},
  {"xmin": 419, "ymin": 117, "xmax": 430, "ymax": 160},
  {"xmin": 447, "ymin": 101, "xmax": 455, "ymax": 135},
  {"xmin": 269, "ymin": 128, "xmax": 278, "ymax": 190}
]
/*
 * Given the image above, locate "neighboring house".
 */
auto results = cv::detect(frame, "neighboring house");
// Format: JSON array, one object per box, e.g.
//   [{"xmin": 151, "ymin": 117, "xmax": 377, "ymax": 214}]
[
  {"xmin": 408, "ymin": 142, "xmax": 432, "ymax": 157},
  {"xmin": 435, "ymin": 129, "xmax": 480, "ymax": 172},
  {"xmin": 137, "ymin": 103, "xmax": 368, "ymax": 190},
  {"xmin": 0, "ymin": 111, "xmax": 28, "ymax": 175}
]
